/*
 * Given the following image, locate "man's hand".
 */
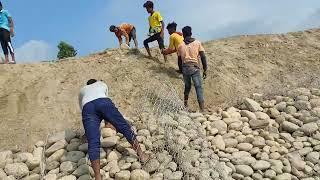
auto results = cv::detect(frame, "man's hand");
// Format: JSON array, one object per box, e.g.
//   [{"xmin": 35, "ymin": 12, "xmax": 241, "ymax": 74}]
[
  {"xmin": 160, "ymin": 30, "xmax": 164, "ymax": 38},
  {"xmin": 10, "ymin": 28, "xmax": 14, "ymax": 37},
  {"xmin": 203, "ymin": 71, "xmax": 207, "ymax": 79}
]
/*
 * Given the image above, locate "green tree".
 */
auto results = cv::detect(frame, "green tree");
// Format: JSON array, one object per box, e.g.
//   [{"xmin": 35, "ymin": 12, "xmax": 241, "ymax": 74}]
[{"xmin": 57, "ymin": 41, "xmax": 77, "ymax": 59}]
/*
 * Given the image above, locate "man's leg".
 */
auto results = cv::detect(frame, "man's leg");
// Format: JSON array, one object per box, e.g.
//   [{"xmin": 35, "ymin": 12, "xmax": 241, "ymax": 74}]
[
  {"xmin": 8, "ymin": 41, "xmax": 15, "ymax": 63},
  {"xmin": 99, "ymin": 98, "xmax": 149, "ymax": 162},
  {"xmin": 177, "ymin": 56, "xmax": 182, "ymax": 73},
  {"xmin": 144, "ymin": 34, "xmax": 158, "ymax": 57},
  {"xmin": 131, "ymin": 27, "xmax": 138, "ymax": 49},
  {"xmin": 183, "ymin": 73, "xmax": 192, "ymax": 109},
  {"xmin": 192, "ymin": 71, "xmax": 205, "ymax": 112},
  {"xmin": 156, "ymin": 34, "xmax": 167, "ymax": 62},
  {"xmin": 82, "ymin": 102, "xmax": 102, "ymax": 180}
]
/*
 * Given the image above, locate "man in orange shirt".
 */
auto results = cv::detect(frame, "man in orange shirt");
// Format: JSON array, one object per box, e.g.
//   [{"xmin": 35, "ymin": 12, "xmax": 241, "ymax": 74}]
[
  {"xmin": 178, "ymin": 26, "xmax": 208, "ymax": 112},
  {"xmin": 109, "ymin": 23, "xmax": 138, "ymax": 48},
  {"xmin": 162, "ymin": 22, "xmax": 184, "ymax": 73}
]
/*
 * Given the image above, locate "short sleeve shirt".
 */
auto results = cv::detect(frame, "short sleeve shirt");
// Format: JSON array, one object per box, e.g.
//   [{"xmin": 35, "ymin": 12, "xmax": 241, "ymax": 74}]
[
  {"xmin": 0, "ymin": 10, "xmax": 11, "ymax": 31},
  {"xmin": 148, "ymin": 11, "xmax": 163, "ymax": 33},
  {"xmin": 168, "ymin": 33, "xmax": 184, "ymax": 52},
  {"xmin": 178, "ymin": 40, "xmax": 205, "ymax": 64}
]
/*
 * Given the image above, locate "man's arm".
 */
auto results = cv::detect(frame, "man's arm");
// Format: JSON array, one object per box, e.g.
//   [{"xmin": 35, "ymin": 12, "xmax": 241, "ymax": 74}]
[
  {"xmin": 121, "ymin": 29, "xmax": 130, "ymax": 45},
  {"xmin": 117, "ymin": 36, "xmax": 123, "ymax": 47},
  {"xmin": 160, "ymin": 21, "xmax": 165, "ymax": 38},
  {"xmin": 200, "ymin": 51, "xmax": 208, "ymax": 78},
  {"xmin": 8, "ymin": 17, "xmax": 14, "ymax": 37}
]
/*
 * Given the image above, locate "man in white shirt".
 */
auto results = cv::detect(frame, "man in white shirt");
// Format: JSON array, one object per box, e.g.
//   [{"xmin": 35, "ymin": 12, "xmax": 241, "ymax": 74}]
[{"xmin": 79, "ymin": 79, "xmax": 149, "ymax": 180}]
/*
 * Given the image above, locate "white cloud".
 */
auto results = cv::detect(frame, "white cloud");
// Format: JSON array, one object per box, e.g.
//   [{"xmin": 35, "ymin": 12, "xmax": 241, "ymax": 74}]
[{"xmin": 13, "ymin": 40, "xmax": 56, "ymax": 63}]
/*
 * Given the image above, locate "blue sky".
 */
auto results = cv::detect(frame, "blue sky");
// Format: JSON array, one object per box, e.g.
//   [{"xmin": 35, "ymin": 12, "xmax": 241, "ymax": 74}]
[{"xmin": 3, "ymin": 0, "xmax": 320, "ymax": 62}]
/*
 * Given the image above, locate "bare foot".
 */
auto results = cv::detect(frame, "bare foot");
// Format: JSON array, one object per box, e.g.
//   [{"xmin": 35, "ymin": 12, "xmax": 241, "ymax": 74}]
[{"xmin": 139, "ymin": 152, "xmax": 151, "ymax": 164}]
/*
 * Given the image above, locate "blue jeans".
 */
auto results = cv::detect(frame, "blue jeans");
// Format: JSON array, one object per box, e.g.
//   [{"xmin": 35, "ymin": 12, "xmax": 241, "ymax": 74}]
[
  {"xmin": 183, "ymin": 70, "xmax": 204, "ymax": 103},
  {"xmin": 82, "ymin": 98, "xmax": 135, "ymax": 161}
]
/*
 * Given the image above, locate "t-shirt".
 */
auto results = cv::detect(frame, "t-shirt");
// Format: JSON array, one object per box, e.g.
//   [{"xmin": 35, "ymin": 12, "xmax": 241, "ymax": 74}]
[
  {"xmin": 148, "ymin": 11, "xmax": 163, "ymax": 33},
  {"xmin": 178, "ymin": 40, "xmax": 205, "ymax": 64},
  {"xmin": 79, "ymin": 81, "xmax": 108, "ymax": 110},
  {"xmin": 0, "ymin": 10, "xmax": 11, "ymax": 31},
  {"xmin": 115, "ymin": 23, "xmax": 134, "ymax": 43},
  {"xmin": 168, "ymin": 32, "xmax": 184, "ymax": 54}
]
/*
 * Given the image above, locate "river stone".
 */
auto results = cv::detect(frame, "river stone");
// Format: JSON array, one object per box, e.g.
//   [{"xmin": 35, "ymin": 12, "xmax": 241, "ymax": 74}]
[
  {"xmin": 4, "ymin": 163, "xmax": 29, "ymax": 179},
  {"xmin": 61, "ymin": 151, "xmax": 85, "ymax": 163},
  {"xmin": 235, "ymin": 165, "xmax": 254, "ymax": 176},
  {"xmin": 130, "ymin": 169, "xmax": 150, "ymax": 180}
]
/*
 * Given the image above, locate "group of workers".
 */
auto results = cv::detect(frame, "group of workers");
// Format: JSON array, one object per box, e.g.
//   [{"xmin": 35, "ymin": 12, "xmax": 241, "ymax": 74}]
[
  {"xmin": 79, "ymin": 1, "xmax": 209, "ymax": 179},
  {"xmin": 109, "ymin": 0, "xmax": 208, "ymax": 111}
]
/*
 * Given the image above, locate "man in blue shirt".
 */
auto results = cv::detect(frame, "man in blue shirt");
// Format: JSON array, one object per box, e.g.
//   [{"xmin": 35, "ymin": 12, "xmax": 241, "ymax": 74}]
[{"xmin": 0, "ymin": 2, "xmax": 15, "ymax": 64}]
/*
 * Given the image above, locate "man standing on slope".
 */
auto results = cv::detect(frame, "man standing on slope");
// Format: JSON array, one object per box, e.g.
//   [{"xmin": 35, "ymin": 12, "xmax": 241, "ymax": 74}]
[
  {"xmin": 79, "ymin": 79, "xmax": 149, "ymax": 180},
  {"xmin": 143, "ymin": 1, "xmax": 167, "ymax": 61},
  {"xmin": 178, "ymin": 26, "xmax": 208, "ymax": 112},
  {"xmin": 109, "ymin": 23, "xmax": 138, "ymax": 49},
  {"xmin": 162, "ymin": 22, "xmax": 184, "ymax": 73},
  {"xmin": 0, "ymin": 2, "xmax": 15, "ymax": 64}
]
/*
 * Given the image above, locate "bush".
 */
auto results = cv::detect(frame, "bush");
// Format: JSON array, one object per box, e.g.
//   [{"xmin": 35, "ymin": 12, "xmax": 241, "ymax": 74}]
[{"xmin": 57, "ymin": 41, "xmax": 77, "ymax": 59}]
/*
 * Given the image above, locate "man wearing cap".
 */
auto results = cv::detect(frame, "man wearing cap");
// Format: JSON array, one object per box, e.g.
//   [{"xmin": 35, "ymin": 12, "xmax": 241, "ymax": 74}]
[
  {"xmin": 109, "ymin": 23, "xmax": 138, "ymax": 49},
  {"xmin": 79, "ymin": 79, "xmax": 149, "ymax": 180}
]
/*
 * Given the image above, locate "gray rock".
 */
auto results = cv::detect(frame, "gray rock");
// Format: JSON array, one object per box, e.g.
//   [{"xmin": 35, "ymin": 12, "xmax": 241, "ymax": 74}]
[
  {"xmin": 78, "ymin": 175, "xmax": 91, "ymax": 180},
  {"xmin": 0, "ymin": 168, "xmax": 7, "ymax": 179},
  {"xmin": 4, "ymin": 163, "xmax": 29, "ymax": 179},
  {"xmin": 235, "ymin": 165, "xmax": 254, "ymax": 176},
  {"xmin": 115, "ymin": 170, "xmax": 130, "ymax": 180},
  {"xmin": 0, "ymin": 151, "xmax": 13, "ymax": 168},
  {"xmin": 22, "ymin": 174, "xmax": 41, "ymax": 180},
  {"xmin": 45, "ymin": 161, "xmax": 60, "ymax": 171},
  {"xmin": 169, "ymin": 171, "xmax": 183, "ymax": 180},
  {"xmin": 295, "ymin": 100, "xmax": 312, "ymax": 111},
  {"xmin": 240, "ymin": 110, "xmax": 257, "ymax": 120},
  {"xmin": 101, "ymin": 137, "xmax": 119, "ymax": 148},
  {"xmin": 130, "ymin": 169, "xmax": 150, "ymax": 180},
  {"xmin": 101, "ymin": 128, "xmax": 116, "ymax": 138},
  {"xmin": 211, "ymin": 120, "xmax": 227, "ymax": 134},
  {"xmin": 45, "ymin": 139, "xmax": 68, "ymax": 156},
  {"xmin": 251, "ymin": 160, "xmax": 270, "ymax": 170},
  {"xmin": 244, "ymin": 98, "xmax": 263, "ymax": 112},
  {"xmin": 264, "ymin": 169, "xmax": 276, "ymax": 179},
  {"xmin": 273, "ymin": 173, "xmax": 292, "ymax": 180},
  {"xmin": 58, "ymin": 175, "xmax": 76, "ymax": 180},
  {"xmin": 281, "ymin": 121, "xmax": 300, "ymax": 133},
  {"xmin": 306, "ymin": 152, "xmax": 320, "ymax": 164},
  {"xmin": 44, "ymin": 174, "xmax": 57, "ymax": 180},
  {"xmin": 300, "ymin": 122, "xmax": 318, "ymax": 135},
  {"xmin": 48, "ymin": 129, "xmax": 76, "ymax": 144},
  {"xmin": 60, "ymin": 151, "xmax": 85, "ymax": 163},
  {"xmin": 213, "ymin": 135, "xmax": 225, "ymax": 150},
  {"xmin": 72, "ymin": 164, "xmax": 94, "ymax": 177},
  {"xmin": 47, "ymin": 149, "xmax": 66, "ymax": 162},
  {"xmin": 60, "ymin": 161, "xmax": 77, "ymax": 173},
  {"xmin": 144, "ymin": 159, "xmax": 160, "ymax": 173},
  {"xmin": 249, "ymin": 119, "xmax": 269, "ymax": 129},
  {"xmin": 15, "ymin": 152, "xmax": 33, "ymax": 163},
  {"xmin": 236, "ymin": 143, "xmax": 253, "ymax": 151}
]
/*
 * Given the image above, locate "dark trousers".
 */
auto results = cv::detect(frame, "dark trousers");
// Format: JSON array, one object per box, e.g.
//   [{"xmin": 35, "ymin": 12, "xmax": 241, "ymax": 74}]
[
  {"xmin": 143, "ymin": 32, "xmax": 164, "ymax": 49},
  {"xmin": 0, "ymin": 28, "xmax": 13, "ymax": 55},
  {"xmin": 82, "ymin": 98, "xmax": 135, "ymax": 161}
]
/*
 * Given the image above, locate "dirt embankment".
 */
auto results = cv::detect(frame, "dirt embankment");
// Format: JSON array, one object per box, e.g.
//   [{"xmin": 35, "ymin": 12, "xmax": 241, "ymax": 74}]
[{"xmin": 1, "ymin": 28, "xmax": 320, "ymax": 150}]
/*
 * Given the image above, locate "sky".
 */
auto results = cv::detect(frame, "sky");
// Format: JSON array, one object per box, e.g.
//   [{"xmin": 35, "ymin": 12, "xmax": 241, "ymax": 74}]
[{"xmin": 3, "ymin": 0, "xmax": 320, "ymax": 62}]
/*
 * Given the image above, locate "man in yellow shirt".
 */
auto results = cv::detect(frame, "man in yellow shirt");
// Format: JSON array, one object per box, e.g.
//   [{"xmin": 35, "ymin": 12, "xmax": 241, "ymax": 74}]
[
  {"xmin": 143, "ymin": 1, "xmax": 167, "ymax": 61},
  {"xmin": 162, "ymin": 22, "xmax": 184, "ymax": 73},
  {"xmin": 109, "ymin": 23, "xmax": 138, "ymax": 48}
]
